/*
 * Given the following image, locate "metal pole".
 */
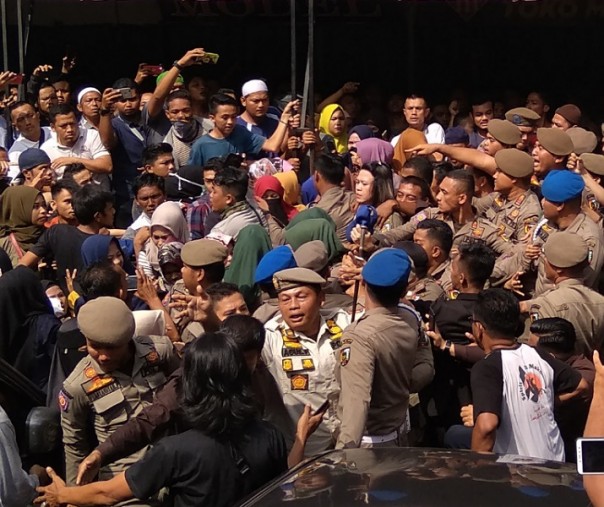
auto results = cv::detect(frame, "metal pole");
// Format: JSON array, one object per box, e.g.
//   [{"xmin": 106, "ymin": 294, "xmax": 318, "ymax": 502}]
[
  {"xmin": 24, "ymin": 0, "xmax": 34, "ymax": 58},
  {"xmin": 307, "ymin": 0, "xmax": 315, "ymax": 173},
  {"xmin": 1, "ymin": 0, "xmax": 8, "ymax": 72},
  {"xmin": 17, "ymin": 0, "xmax": 24, "ymax": 99},
  {"xmin": 290, "ymin": 0, "xmax": 296, "ymax": 99}
]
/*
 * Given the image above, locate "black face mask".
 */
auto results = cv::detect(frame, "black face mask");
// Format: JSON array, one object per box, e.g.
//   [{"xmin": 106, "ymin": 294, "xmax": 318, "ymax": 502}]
[{"xmin": 266, "ymin": 197, "xmax": 289, "ymax": 226}]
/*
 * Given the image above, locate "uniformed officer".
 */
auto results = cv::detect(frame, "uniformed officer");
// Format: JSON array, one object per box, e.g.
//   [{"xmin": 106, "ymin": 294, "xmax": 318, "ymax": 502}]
[
  {"xmin": 505, "ymin": 106, "xmax": 540, "ymax": 152},
  {"xmin": 473, "ymin": 148, "xmax": 541, "ymax": 243},
  {"xmin": 494, "ymin": 170, "xmax": 604, "ymax": 296},
  {"xmin": 579, "ymin": 152, "xmax": 604, "ymax": 223},
  {"xmin": 261, "ymin": 267, "xmax": 351, "ymax": 455},
  {"xmin": 520, "ymin": 232, "xmax": 604, "ymax": 356},
  {"xmin": 532, "ymin": 127, "xmax": 574, "ymax": 181},
  {"xmin": 354, "ymin": 169, "xmax": 513, "ymax": 257},
  {"xmin": 60, "ymin": 297, "xmax": 178, "ymax": 486},
  {"xmin": 335, "ymin": 248, "xmax": 418, "ymax": 448}
]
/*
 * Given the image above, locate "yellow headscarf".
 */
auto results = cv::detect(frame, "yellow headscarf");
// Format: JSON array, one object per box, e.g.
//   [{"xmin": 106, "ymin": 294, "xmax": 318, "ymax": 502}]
[
  {"xmin": 319, "ymin": 104, "xmax": 348, "ymax": 154},
  {"xmin": 275, "ymin": 171, "xmax": 305, "ymax": 211}
]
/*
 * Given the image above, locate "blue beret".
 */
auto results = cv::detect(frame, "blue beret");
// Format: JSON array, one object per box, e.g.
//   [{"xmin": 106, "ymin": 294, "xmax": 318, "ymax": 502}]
[
  {"xmin": 541, "ymin": 170, "xmax": 584, "ymax": 203},
  {"xmin": 254, "ymin": 246, "xmax": 297, "ymax": 285},
  {"xmin": 345, "ymin": 205, "xmax": 378, "ymax": 242},
  {"xmin": 362, "ymin": 248, "xmax": 412, "ymax": 287},
  {"xmin": 445, "ymin": 126, "xmax": 469, "ymax": 145}
]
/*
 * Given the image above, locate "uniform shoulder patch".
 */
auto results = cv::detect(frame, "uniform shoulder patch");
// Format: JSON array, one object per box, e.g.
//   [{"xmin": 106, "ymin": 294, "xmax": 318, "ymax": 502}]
[
  {"xmin": 58, "ymin": 389, "xmax": 71, "ymax": 412},
  {"xmin": 340, "ymin": 347, "xmax": 351, "ymax": 367}
]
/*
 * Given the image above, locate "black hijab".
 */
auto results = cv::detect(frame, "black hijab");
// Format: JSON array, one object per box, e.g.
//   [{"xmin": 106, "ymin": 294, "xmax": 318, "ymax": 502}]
[{"xmin": 0, "ymin": 266, "xmax": 53, "ymax": 364}]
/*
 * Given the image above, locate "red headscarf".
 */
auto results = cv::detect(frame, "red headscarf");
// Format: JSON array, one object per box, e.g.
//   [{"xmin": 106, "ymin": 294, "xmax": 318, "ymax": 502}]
[{"xmin": 254, "ymin": 175, "xmax": 299, "ymax": 221}]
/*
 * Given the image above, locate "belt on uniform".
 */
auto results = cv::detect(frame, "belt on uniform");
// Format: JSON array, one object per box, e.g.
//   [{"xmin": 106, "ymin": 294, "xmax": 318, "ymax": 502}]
[{"xmin": 361, "ymin": 431, "xmax": 398, "ymax": 445}]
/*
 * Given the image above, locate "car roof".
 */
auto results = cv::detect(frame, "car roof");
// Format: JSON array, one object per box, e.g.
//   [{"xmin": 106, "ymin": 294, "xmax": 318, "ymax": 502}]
[{"xmin": 242, "ymin": 447, "xmax": 587, "ymax": 506}]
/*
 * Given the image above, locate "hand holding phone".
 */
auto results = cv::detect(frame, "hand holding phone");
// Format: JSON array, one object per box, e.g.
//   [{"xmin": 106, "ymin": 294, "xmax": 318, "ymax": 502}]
[
  {"xmin": 313, "ymin": 400, "xmax": 330, "ymax": 416},
  {"xmin": 140, "ymin": 64, "xmax": 163, "ymax": 76},
  {"xmin": 8, "ymin": 74, "xmax": 24, "ymax": 85}
]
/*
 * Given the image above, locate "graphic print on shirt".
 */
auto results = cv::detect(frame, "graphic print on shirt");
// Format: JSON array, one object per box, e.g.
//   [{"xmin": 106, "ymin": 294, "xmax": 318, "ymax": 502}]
[{"xmin": 518, "ymin": 364, "xmax": 544, "ymax": 403}]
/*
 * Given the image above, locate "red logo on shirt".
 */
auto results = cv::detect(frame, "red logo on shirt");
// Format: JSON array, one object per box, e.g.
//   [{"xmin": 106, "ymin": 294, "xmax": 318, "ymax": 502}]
[{"xmin": 518, "ymin": 365, "xmax": 544, "ymax": 403}]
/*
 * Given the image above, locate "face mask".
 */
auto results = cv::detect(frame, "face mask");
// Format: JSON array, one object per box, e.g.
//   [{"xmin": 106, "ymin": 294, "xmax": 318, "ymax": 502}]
[
  {"xmin": 266, "ymin": 197, "xmax": 289, "ymax": 226},
  {"xmin": 173, "ymin": 120, "xmax": 196, "ymax": 139},
  {"xmin": 48, "ymin": 296, "xmax": 65, "ymax": 318}
]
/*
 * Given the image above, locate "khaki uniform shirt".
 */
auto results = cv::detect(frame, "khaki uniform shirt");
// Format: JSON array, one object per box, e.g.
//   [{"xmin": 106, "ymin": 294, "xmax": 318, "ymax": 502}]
[
  {"xmin": 431, "ymin": 259, "xmax": 453, "ymax": 293},
  {"xmin": 262, "ymin": 309, "xmax": 351, "ymax": 455},
  {"xmin": 474, "ymin": 190, "xmax": 541, "ymax": 243},
  {"xmin": 494, "ymin": 213, "xmax": 604, "ymax": 296},
  {"xmin": 334, "ymin": 307, "xmax": 418, "ymax": 448},
  {"xmin": 527, "ymin": 279, "xmax": 604, "ymax": 356},
  {"xmin": 407, "ymin": 276, "xmax": 445, "ymax": 302},
  {"xmin": 60, "ymin": 335, "xmax": 178, "ymax": 484},
  {"xmin": 375, "ymin": 207, "xmax": 514, "ymax": 256},
  {"xmin": 313, "ymin": 186, "xmax": 355, "ymax": 243}
]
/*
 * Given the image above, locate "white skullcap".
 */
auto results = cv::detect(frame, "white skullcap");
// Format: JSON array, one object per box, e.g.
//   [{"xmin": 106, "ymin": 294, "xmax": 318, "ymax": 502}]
[
  {"xmin": 241, "ymin": 79, "xmax": 268, "ymax": 97},
  {"xmin": 77, "ymin": 87, "xmax": 101, "ymax": 104}
]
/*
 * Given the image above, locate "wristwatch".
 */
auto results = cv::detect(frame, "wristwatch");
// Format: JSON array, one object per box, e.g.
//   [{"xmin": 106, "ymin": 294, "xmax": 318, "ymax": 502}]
[
  {"xmin": 100, "ymin": 108, "xmax": 111, "ymax": 116},
  {"xmin": 172, "ymin": 60, "xmax": 184, "ymax": 71}
]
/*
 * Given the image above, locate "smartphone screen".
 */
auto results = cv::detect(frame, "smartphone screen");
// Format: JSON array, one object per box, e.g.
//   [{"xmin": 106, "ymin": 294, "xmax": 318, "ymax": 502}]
[
  {"xmin": 126, "ymin": 275, "xmax": 138, "ymax": 292},
  {"xmin": 8, "ymin": 74, "xmax": 24, "ymax": 85},
  {"xmin": 577, "ymin": 439, "xmax": 604, "ymax": 474}
]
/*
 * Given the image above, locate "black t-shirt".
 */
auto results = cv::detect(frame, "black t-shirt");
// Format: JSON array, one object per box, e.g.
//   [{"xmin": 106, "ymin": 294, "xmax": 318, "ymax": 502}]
[
  {"xmin": 29, "ymin": 225, "xmax": 93, "ymax": 286},
  {"xmin": 125, "ymin": 420, "xmax": 288, "ymax": 507}
]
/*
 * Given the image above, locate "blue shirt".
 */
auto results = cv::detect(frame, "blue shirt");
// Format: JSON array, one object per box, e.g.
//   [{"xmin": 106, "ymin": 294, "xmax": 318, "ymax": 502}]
[{"xmin": 188, "ymin": 124, "xmax": 266, "ymax": 166}]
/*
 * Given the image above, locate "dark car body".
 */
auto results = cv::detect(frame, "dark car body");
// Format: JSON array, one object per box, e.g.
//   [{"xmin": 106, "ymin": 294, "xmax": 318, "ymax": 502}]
[{"xmin": 241, "ymin": 448, "xmax": 589, "ymax": 506}]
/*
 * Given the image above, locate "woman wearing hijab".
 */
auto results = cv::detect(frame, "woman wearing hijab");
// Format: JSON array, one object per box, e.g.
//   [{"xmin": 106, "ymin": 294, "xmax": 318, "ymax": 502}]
[
  {"xmin": 254, "ymin": 175, "xmax": 299, "ymax": 227},
  {"xmin": 318, "ymin": 104, "xmax": 348, "ymax": 154},
  {"xmin": 0, "ymin": 266, "xmax": 60, "ymax": 392},
  {"xmin": 223, "ymin": 224, "xmax": 272, "ymax": 308},
  {"xmin": 347, "ymin": 124, "xmax": 375, "ymax": 151},
  {"xmin": 0, "ymin": 186, "xmax": 48, "ymax": 266},
  {"xmin": 393, "ymin": 128, "xmax": 428, "ymax": 173},
  {"xmin": 138, "ymin": 201, "xmax": 190, "ymax": 279},
  {"xmin": 274, "ymin": 171, "xmax": 304, "ymax": 210},
  {"xmin": 284, "ymin": 217, "xmax": 345, "ymax": 263},
  {"xmin": 81, "ymin": 235, "xmax": 135, "ymax": 274}
]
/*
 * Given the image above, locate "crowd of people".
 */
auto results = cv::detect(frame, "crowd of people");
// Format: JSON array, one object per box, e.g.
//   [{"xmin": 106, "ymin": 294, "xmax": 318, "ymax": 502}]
[{"xmin": 1, "ymin": 46, "xmax": 604, "ymax": 506}]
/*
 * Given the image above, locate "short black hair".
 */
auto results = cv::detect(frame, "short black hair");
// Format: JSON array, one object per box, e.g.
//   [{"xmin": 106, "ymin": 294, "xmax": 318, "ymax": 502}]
[
  {"xmin": 198, "ymin": 262, "xmax": 226, "ymax": 284},
  {"xmin": 49, "ymin": 103, "xmax": 76, "ymax": 123},
  {"xmin": 81, "ymin": 261, "xmax": 122, "ymax": 300},
  {"xmin": 457, "ymin": 241, "xmax": 495, "ymax": 288},
  {"xmin": 209, "ymin": 93, "xmax": 239, "ymax": 114},
  {"xmin": 214, "ymin": 167, "xmax": 248, "ymax": 202},
  {"xmin": 203, "ymin": 157, "xmax": 226, "ymax": 173},
  {"xmin": 393, "ymin": 241, "xmax": 429, "ymax": 279},
  {"xmin": 220, "ymin": 314, "xmax": 265, "ymax": 354},
  {"xmin": 530, "ymin": 317, "xmax": 576, "ymax": 355},
  {"xmin": 8, "ymin": 100, "xmax": 35, "ymax": 117},
  {"xmin": 206, "ymin": 282, "xmax": 242, "ymax": 303},
  {"xmin": 399, "ymin": 175, "xmax": 432, "ymax": 202},
  {"xmin": 444, "ymin": 169, "xmax": 474, "ymax": 198},
  {"xmin": 50, "ymin": 179, "xmax": 78, "ymax": 199},
  {"xmin": 416, "ymin": 219, "xmax": 453, "ymax": 256},
  {"xmin": 433, "ymin": 161, "xmax": 455, "ymax": 186},
  {"xmin": 38, "ymin": 81, "xmax": 55, "ymax": 93},
  {"xmin": 133, "ymin": 172, "xmax": 165, "ymax": 198},
  {"xmin": 470, "ymin": 167, "xmax": 494, "ymax": 190},
  {"xmin": 473, "ymin": 288, "xmax": 520, "ymax": 339},
  {"xmin": 112, "ymin": 77, "xmax": 138, "ymax": 91},
  {"xmin": 315, "ymin": 153, "xmax": 345, "ymax": 186},
  {"xmin": 63, "ymin": 163, "xmax": 88, "ymax": 178},
  {"xmin": 49, "ymin": 75, "xmax": 70, "ymax": 87},
  {"xmin": 471, "ymin": 95, "xmax": 493, "ymax": 108},
  {"xmin": 403, "ymin": 156, "xmax": 433, "ymax": 184},
  {"xmin": 217, "ymin": 88, "xmax": 236, "ymax": 97},
  {"xmin": 142, "ymin": 143, "xmax": 173, "ymax": 167},
  {"xmin": 164, "ymin": 89, "xmax": 192, "ymax": 110},
  {"xmin": 72, "ymin": 184, "xmax": 114, "ymax": 225},
  {"xmin": 365, "ymin": 280, "xmax": 407, "ymax": 307}
]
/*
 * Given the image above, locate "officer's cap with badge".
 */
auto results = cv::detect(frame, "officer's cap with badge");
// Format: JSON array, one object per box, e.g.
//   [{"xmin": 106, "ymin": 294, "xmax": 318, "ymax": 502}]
[
  {"xmin": 181, "ymin": 238, "xmax": 228, "ymax": 268},
  {"xmin": 273, "ymin": 267, "xmax": 326, "ymax": 293},
  {"xmin": 581, "ymin": 153, "xmax": 604, "ymax": 176},
  {"xmin": 362, "ymin": 248, "xmax": 412, "ymax": 287},
  {"xmin": 536, "ymin": 128, "xmax": 574, "ymax": 156},
  {"xmin": 494, "ymin": 148, "xmax": 534, "ymax": 178},
  {"xmin": 505, "ymin": 107, "xmax": 540, "ymax": 127},
  {"xmin": 543, "ymin": 232, "xmax": 589, "ymax": 268},
  {"xmin": 255, "ymin": 245, "xmax": 297, "ymax": 285},
  {"xmin": 487, "ymin": 119, "xmax": 521, "ymax": 146},
  {"xmin": 541, "ymin": 170, "xmax": 585, "ymax": 203},
  {"xmin": 78, "ymin": 297, "xmax": 135, "ymax": 346}
]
